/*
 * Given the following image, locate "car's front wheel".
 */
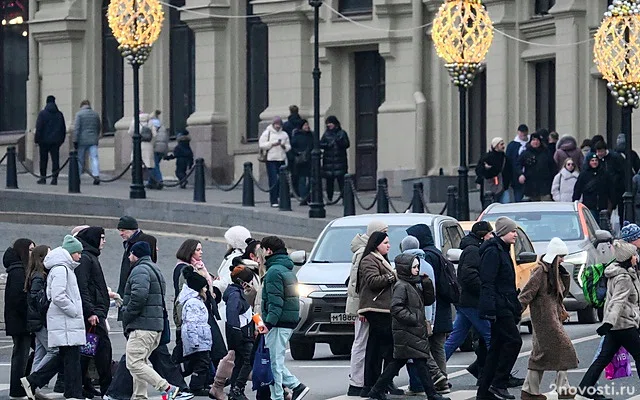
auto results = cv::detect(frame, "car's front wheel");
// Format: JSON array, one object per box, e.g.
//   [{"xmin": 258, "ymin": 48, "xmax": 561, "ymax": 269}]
[
  {"xmin": 290, "ymin": 340, "xmax": 315, "ymax": 360},
  {"xmin": 577, "ymin": 306, "xmax": 598, "ymax": 324}
]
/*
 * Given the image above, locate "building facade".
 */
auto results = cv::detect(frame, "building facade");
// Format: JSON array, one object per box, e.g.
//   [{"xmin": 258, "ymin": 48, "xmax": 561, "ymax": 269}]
[{"xmin": 0, "ymin": 0, "xmax": 632, "ymax": 190}]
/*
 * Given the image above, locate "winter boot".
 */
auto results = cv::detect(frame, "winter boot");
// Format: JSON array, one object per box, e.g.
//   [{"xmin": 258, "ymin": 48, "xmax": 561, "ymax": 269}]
[
  {"xmin": 228, "ymin": 386, "xmax": 249, "ymax": 400},
  {"xmin": 209, "ymin": 350, "xmax": 235, "ymax": 400}
]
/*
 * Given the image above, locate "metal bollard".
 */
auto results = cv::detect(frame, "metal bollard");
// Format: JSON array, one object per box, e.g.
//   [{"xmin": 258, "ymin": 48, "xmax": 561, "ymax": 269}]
[
  {"xmin": 242, "ymin": 162, "xmax": 255, "ymax": 207},
  {"xmin": 599, "ymin": 209, "xmax": 612, "ymax": 233},
  {"xmin": 193, "ymin": 158, "xmax": 206, "ymax": 203},
  {"xmin": 5, "ymin": 146, "xmax": 17, "ymax": 189},
  {"xmin": 343, "ymin": 174, "xmax": 356, "ymax": 216},
  {"xmin": 278, "ymin": 166, "xmax": 292, "ymax": 211},
  {"xmin": 377, "ymin": 178, "xmax": 390, "ymax": 213},
  {"xmin": 482, "ymin": 191, "xmax": 494, "ymax": 210},
  {"xmin": 68, "ymin": 151, "xmax": 80, "ymax": 194},
  {"xmin": 411, "ymin": 182, "xmax": 425, "ymax": 213},
  {"xmin": 447, "ymin": 185, "xmax": 458, "ymax": 219}
]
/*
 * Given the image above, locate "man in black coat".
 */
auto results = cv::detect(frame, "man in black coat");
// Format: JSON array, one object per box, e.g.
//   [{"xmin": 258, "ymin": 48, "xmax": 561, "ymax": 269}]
[
  {"xmin": 516, "ymin": 132, "xmax": 556, "ymax": 201},
  {"xmin": 75, "ymin": 227, "xmax": 112, "ymax": 396},
  {"xmin": 116, "ymin": 216, "xmax": 158, "ymax": 301},
  {"xmin": 35, "ymin": 95, "xmax": 67, "ymax": 185},
  {"xmin": 477, "ymin": 217, "xmax": 523, "ymax": 400}
]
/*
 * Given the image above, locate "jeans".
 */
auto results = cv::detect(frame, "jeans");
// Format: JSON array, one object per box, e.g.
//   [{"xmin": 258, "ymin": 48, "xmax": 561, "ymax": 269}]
[
  {"xmin": 77, "ymin": 144, "xmax": 100, "ymax": 177},
  {"xmin": 499, "ymin": 190, "xmax": 512, "ymax": 204},
  {"xmin": 266, "ymin": 161, "xmax": 285, "ymax": 205},
  {"xmin": 38, "ymin": 143, "xmax": 60, "ymax": 179},
  {"xmin": 578, "ymin": 328, "xmax": 640, "ymax": 393},
  {"xmin": 10, "ymin": 334, "xmax": 31, "ymax": 397},
  {"xmin": 126, "ymin": 330, "xmax": 169, "ymax": 399},
  {"xmin": 28, "ymin": 345, "xmax": 83, "ymax": 399},
  {"xmin": 349, "ymin": 318, "xmax": 369, "ymax": 387},
  {"xmin": 444, "ymin": 306, "xmax": 492, "ymax": 360},
  {"xmin": 477, "ymin": 316, "xmax": 523, "ymax": 394},
  {"xmin": 81, "ymin": 322, "xmax": 112, "ymax": 394},
  {"xmin": 265, "ymin": 328, "xmax": 300, "ymax": 400},
  {"xmin": 185, "ymin": 351, "xmax": 211, "ymax": 391},
  {"xmin": 32, "ymin": 327, "xmax": 57, "ymax": 373},
  {"xmin": 372, "ymin": 359, "xmax": 437, "ymax": 398},
  {"xmin": 363, "ymin": 312, "xmax": 394, "ymax": 387},
  {"xmin": 512, "ymin": 186, "xmax": 524, "ymax": 203},
  {"xmin": 297, "ymin": 174, "xmax": 310, "ymax": 201},
  {"xmin": 148, "ymin": 152, "xmax": 164, "ymax": 185}
]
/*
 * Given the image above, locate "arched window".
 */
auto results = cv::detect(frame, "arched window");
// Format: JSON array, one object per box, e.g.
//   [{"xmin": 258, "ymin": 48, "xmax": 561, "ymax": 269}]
[
  {"xmin": 169, "ymin": 0, "xmax": 195, "ymax": 136},
  {"xmin": 101, "ymin": 0, "xmax": 124, "ymax": 135},
  {"xmin": 0, "ymin": 0, "xmax": 28, "ymax": 133}
]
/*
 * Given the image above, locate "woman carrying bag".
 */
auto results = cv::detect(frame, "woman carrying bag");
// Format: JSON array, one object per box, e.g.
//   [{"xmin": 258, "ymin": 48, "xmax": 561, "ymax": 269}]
[{"xmin": 476, "ymin": 137, "xmax": 512, "ymax": 204}]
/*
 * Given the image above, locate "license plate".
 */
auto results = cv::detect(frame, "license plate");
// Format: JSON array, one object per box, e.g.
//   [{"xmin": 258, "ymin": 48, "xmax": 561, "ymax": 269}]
[{"xmin": 330, "ymin": 313, "xmax": 356, "ymax": 324}]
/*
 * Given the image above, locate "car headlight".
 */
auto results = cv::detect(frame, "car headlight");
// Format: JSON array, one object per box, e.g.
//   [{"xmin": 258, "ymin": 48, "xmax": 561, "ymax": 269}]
[
  {"xmin": 564, "ymin": 251, "xmax": 588, "ymax": 287},
  {"xmin": 297, "ymin": 284, "xmax": 321, "ymax": 298}
]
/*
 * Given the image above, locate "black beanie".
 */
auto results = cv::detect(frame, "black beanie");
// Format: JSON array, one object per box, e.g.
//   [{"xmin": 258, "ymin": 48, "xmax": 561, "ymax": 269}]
[
  {"xmin": 118, "ymin": 216, "xmax": 138, "ymax": 230},
  {"xmin": 76, "ymin": 226, "xmax": 104, "ymax": 250},
  {"xmin": 130, "ymin": 241, "xmax": 151, "ymax": 258},
  {"xmin": 471, "ymin": 221, "xmax": 493, "ymax": 238},
  {"xmin": 183, "ymin": 266, "xmax": 208, "ymax": 292}
]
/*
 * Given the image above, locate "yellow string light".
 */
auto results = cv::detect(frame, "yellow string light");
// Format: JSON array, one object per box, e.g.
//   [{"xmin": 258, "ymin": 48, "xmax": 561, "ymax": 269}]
[
  {"xmin": 431, "ymin": 0, "xmax": 494, "ymax": 87},
  {"xmin": 107, "ymin": 0, "xmax": 164, "ymax": 66},
  {"xmin": 594, "ymin": 0, "xmax": 640, "ymax": 107}
]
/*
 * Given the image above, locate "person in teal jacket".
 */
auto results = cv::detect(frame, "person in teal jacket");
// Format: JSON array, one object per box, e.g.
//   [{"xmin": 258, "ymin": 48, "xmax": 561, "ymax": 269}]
[{"xmin": 260, "ymin": 236, "xmax": 310, "ymax": 400}]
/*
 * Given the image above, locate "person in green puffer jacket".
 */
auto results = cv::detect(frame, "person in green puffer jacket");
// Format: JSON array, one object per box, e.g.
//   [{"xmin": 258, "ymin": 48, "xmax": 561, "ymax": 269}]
[{"xmin": 260, "ymin": 236, "xmax": 310, "ymax": 400}]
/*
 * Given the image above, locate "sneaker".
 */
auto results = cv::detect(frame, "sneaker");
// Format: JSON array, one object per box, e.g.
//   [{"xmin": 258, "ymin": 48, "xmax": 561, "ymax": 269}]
[
  {"xmin": 37, "ymin": 178, "xmax": 46, "ymax": 185},
  {"xmin": 435, "ymin": 380, "xmax": 451, "ymax": 394},
  {"xmin": 34, "ymin": 391, "xmax": 51, "ymax": 400},
  {"xmin": 93, "ymin": 179, "xmax": 100, "ymax": 185},
  {"xmin": 271, "ymin": 203, "xmax": 279, "ymax": 208},
  {"xmin": 386, "ymin": 382, "xmax": 404, "ymax": 396},
  {"xmin": 174, "ymin": 392, "xmax": 194, "ymax": 400},
  {"xmin": 347, "ymin": 385, "xmax": 364, "ymax": 396},
  {"xmin": 20, "ymin": 377, "xmax": 35, "ymax": 400},
  {"xmin": 366, "ymin": 390, "xmax": 389, "ymax": 400},
  {"xmin": 10, "ymin": 396, "xmax": 28, "ymax": 400},
  {"xmin": 50, "ymin": 178, "xmax": 57, "ymax": 185},
  {"xmin": 164, "ymin": 385, "xmax": 181, "ymax": 400},
  {"xmin": 359, "ymin": 386, "xmax": 372, "ymax": 398},
  {"xmin": 489, "ymin": 386, "xmax": 515, "ymax": 400},
  {"xmin": 507, "ymin": 374, "xmax": 525, "ymax": 388},
  {"xmin": 405, "ymin": 387, "xmax": 426, "ymax": 395},
  {"xmin": 292, "ymin": 383, "xmax": 310, "ymax": 400}
]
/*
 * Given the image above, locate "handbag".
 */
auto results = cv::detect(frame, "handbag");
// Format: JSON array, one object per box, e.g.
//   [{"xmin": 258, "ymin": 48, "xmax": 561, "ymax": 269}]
[
  {"xmin": 80, "ymin": 326, "xmax": 100, "ymax": 357},
  {"xmin": 148, "ymin": 265, "xmax": 171, "ymax": 346},
  {"xmin": 605, "ymin": 347, "xmax": 632, "ymax": 380},
  {"xmin": 294, "ymin": 151, "xmax": 310, "ymax": 165},
  {"xmin": 252, "ymin": 334, "xmax": 275, "ymax": 390},
  {"xmin": 258, "ymin": 131, "xmax": 270, "ymax": 163},
  {"xmin": 484, "ymin": 158, "xmax": 506, "ymax": 195}
]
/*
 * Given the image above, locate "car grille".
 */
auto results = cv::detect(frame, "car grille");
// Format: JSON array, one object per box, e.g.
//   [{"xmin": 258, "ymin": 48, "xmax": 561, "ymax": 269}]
[
  {"xmin": 313, "ymin": 304, "xmax": 346, "ymax": 313},
  {"xmin": 572, "ymin": 264, "xmax": 580, "ymax": 282}
]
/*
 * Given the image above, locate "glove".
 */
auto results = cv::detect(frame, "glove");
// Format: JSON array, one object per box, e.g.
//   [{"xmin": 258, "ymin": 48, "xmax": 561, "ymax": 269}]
[{"xmin": 596, "ymin": 323, "xmax": 613, "ymax": 336}]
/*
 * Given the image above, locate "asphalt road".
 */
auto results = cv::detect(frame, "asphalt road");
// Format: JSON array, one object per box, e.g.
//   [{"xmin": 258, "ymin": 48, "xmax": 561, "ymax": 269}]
[{"xmin": 0, "ymin": 222, "xmax": 637, "ymax": 399}]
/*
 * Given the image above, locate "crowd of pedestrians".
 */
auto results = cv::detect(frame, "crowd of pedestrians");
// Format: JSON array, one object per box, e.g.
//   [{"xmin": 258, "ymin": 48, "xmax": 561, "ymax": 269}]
[{"xmin": 4, "ymin": 217, "xmax": 310, "ymax": 400}]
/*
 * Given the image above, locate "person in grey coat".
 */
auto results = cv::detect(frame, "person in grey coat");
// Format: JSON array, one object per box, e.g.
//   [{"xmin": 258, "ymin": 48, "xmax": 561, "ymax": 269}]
[
  {"xmin": 122, "ymin": 241, "xmax": 183, "ymax": 400},
  {"xmin": 21, "ymin": 235, "xmax": 86, "ymax": 400},
  {"xmin": 73, "ymin": 100, "xmax": 101, "ymax": 185}
]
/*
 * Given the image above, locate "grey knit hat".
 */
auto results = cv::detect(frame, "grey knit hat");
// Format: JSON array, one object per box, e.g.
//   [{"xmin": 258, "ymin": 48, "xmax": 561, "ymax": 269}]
[{"xmin": 494, "ymin": 217, "xmax": 517, "ymax": 237}]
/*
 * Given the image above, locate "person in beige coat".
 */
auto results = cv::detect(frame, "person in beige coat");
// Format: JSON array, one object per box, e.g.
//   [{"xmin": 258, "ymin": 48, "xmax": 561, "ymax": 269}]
[
  {"xmin": 129, "ymin": 112, "xmax": 157, "ymax": 181},
  {"xmin": 577, "ymin": 240, "xmax": 640, "ymax": 400},
  {"xmin": 518, "ymin": 238, "xmax": 578, "ymax": 400}
]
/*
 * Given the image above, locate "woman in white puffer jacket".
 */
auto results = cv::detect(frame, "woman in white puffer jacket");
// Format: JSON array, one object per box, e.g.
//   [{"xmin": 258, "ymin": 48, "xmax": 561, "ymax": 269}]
[{"xmin": 551, "ymin": 158, "xmax": 579, "ymax": 202}]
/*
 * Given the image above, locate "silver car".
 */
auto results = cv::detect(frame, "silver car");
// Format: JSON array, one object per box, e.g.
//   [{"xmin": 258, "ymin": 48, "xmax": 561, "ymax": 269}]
[
  {"xmin": 480, "ymin": 201, "xmax": 613, "ymax": 324},
  {"xmin": 289, "ymin": 213, "xmax": 464, "ymax": 360}
]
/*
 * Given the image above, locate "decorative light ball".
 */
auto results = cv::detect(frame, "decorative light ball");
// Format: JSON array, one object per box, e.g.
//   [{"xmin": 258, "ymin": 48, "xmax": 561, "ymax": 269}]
[
  {"xmin": 107, "ymin": 0, "xmax": 164, "ymax": 66},
  {"xmin": 594, "ymin": 0, "xmax": 640, "ymax": 107},
  {"xmin": 432, "ymin": 0, "xmax": 494, "ymax": 87}
]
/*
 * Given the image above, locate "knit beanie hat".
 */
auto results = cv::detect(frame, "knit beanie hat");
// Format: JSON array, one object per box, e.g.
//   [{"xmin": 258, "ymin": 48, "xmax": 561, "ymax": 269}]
[
  {"xmin": 367, "ymin": 220, "xmax": 388, "ymax": 236},
  {"xmin": 472, "ymin": 221, "xmax": 493, "ymax": 238},
  {"xmin": 400, "ymin": 235, "xmax": 420, "ymax": 252},
  {"xmin": 183, "ymin": 266, "xmax": 208, "ymax": 292},
  {"xmin": 61, "ymin": 235, "xmax": 83, "ymax": 255},
  {"xmin": 614, "ymin": 240, "xmax": 638, "ymax": 263},
  {"xmin": 130, "ymin": 241, "xmax": 151, "ymax": 258},
  {"xmin": 494, "ymin": 217, "xmax": 517, "ymax": 237},
  {"xmin": 117, "ymin": 215, "xmax": 138, "ymax": 230},
  {"xmin": 491, "ymin": 137, "xmax": 504, "ymax": 150},
  {"xmin": 621, "ymin": 221, "xmax": 640, "ymax": 243},
  {"xmin": 231, "ymin": 266, "xmax": 255, "ymax": 284},
  {"xmin": 542, "ymin": 237, "xmax": 569, "ymax": 264},
  {"xmin": 224, "ymin": 226, "xmax": 251, "ymax": 251}
]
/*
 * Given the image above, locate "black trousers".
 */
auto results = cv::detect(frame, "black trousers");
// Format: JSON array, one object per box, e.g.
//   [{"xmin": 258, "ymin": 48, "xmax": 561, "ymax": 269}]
[
  {"xmin": 478, "ymin": 316, "xmax": 522, "ymax": 394},
  {"xmin": 372, "ymin": 358, "xmax": 437, "ymax": 397},
  {"xmin": 579, "ymin": 328, "xmax": 640, "ymax": 393},
  {"xmin": 81, "ymin": 323, "xmax": 112, "ymax": 395},
  {"xmin": 363, "ymin": 312, "xmax": 394, "ymax": 388},
  {"xmin": 325, "ymin": 175, "xmax": 345, "ymax": 201},
  {"xmin": 10, "ymin": 334, "xmax": 31, "ymax": 397},
  {"xmin": 184, "ymin": 351, "xmax": 211, "ymax": 391},
  {"xmin": 39, "ymin": 143, "xmax": 61, "ymax": 179},
  {"xmin": 28, "ymin": 345, "xmax": 83, "ymax": 399},
  {"xmin": 230, "ymin": 338, "xmax": 253, "ymax": 390}
]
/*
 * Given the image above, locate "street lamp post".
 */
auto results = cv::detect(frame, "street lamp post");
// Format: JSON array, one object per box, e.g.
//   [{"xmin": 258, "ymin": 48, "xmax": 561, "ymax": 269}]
[
  {"xmin": 594, "ymin": 0, "xmax": 640, "ymax": 223},
  {"xmin": 432, "ymin": 0, "xmax": 493, "ymax": 221},
  {"xmin": 308, "ymin": 0, "xmax": 326, "ymax": 218},
  {"xmin": 108, "ymin": 0, "xmax": 164, "ymax": 199}
]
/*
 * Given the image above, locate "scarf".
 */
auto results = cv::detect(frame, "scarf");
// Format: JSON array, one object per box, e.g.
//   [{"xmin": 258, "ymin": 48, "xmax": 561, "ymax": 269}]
[{"xmin": 191, "ymin": 256, "xmax": 214, "ymax": 296}]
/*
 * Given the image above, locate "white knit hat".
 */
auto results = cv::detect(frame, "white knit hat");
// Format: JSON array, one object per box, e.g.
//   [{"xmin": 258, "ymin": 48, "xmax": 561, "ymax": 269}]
[
  {"xmin": 542, "ymin": 237, "xmax": 569, "ymax": 264},
  {"xmin": 224, "ymin": 226, "xmax": 251, "ymax": 251}
]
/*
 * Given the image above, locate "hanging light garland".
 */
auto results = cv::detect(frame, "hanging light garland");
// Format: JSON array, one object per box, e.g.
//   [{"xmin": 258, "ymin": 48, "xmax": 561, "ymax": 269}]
[
  {"xmin": 107, "ymin": 0, "xmax": 164, "ymax": 66},
  {"xmin": 431, "ymin": 0, "xmax": 494, "ymax": 88},
  {"xmin": 594, "ymin": 0, "xmax": 640, "ymax": 108}
]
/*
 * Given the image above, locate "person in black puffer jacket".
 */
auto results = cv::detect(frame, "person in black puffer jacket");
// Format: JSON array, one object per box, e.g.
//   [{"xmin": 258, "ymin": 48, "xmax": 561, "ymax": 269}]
[
  {"xmin": 366, "ymin": 253, "xmax": 448, "ymax": 400},
  {"xmin": 34, "ymin": 95, "xmax": 67, "ymax": 184},
  {"xmin": 290, "ymin": 119, "xmax": 313, "ymax": 204},
  {"xmin": 4, "ymin": 238, "xmax": 35, "ymax": 398},
  {"xmin": 320, "ymin": 115, "xmax": 350, "ymax": 201},
  {"xmin": 75, "ymin": 226, "xmax": 113, "ymax": 395},
  {"xmin": 573, "ymin": 153, "xmax": 614, "ymax": 221},
  {"xmin": 516, "ymin": 132, "xmax": 556, "ymax": 201},
  {"xmin": 25, "ymin": 245, "xmax": 53, "ymax": 375}
]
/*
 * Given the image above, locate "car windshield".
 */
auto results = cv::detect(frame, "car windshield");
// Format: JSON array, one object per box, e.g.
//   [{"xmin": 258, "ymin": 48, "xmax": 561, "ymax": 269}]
[
  {"xmin": 311, "ymin": 225, "xmax": 431, "ymax": 263},
  {"xmin": 483, "ymin": 211, "xmax": 583, "ymax": 242}
]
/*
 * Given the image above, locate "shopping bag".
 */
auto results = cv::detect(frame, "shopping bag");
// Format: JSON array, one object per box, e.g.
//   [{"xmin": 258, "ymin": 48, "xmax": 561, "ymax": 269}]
[
  {"xmin": 252, "ymin": 335, "xmax": 275, "ymax": 391},
  {"xmin": 604, "ymin": 347, "xmax": 632, "ymax": 380},
  {"xmin": 80, "ymin": 327, "xmax": 100, "ymax": 357}
]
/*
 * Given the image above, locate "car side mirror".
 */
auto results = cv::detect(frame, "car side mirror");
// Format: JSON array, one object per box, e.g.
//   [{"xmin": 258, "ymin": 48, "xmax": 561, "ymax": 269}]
[
  {"xmin": 516, "ymin": 252, "xmax": 537, "ymax": 264},
  {"xmin": 290, "ymin": 250, "xmax": 307, "ymax": 266},
  {"xmin": 594, "ymin": 229, "xmax": 613, "ymax": 246},
  {"xmin": 446, "ymin": 249, "xmax": 462, "ymax": 264}
]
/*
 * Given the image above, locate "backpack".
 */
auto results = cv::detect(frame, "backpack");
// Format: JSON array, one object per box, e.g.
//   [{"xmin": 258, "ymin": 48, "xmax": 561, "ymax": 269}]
[
  {"xmin": 140, "ymin": 125, "xmax": 153, "ymax": 142},
  {"xmin": 425, "ymin": 248, "xmax": 461, "ymax": 304},
  {"xmin": 581, "ymin": 260, "xmax": 614, "ymax": 308}
]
